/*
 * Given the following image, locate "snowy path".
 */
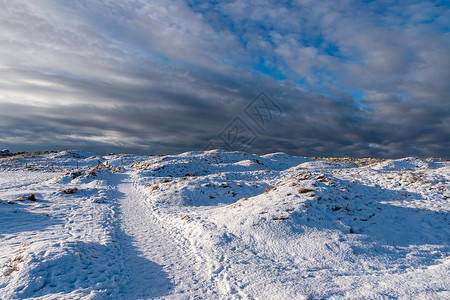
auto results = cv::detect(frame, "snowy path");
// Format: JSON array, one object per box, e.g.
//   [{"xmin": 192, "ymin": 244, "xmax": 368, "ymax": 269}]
[{"xmin": 114, "ymin": 173, "xmax": 216, "ymax": 299}]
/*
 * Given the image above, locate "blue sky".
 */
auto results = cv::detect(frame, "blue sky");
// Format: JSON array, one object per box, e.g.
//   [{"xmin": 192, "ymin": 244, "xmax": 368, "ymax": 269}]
[{"xmin": 0, "ymin": 0, "xmax": 449, "ymax": 157}]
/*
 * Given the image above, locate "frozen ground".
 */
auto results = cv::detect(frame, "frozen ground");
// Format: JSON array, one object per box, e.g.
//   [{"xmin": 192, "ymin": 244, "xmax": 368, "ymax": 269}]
[{"xmin": 0, "ymin": 150, "xmax": 449, "ymax": 299}]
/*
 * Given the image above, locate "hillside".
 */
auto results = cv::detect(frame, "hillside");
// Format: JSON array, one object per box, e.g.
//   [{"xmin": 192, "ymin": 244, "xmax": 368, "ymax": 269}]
[{"xmin": 0, "ymin": 150, "xmax": 449, "ymax": 299}]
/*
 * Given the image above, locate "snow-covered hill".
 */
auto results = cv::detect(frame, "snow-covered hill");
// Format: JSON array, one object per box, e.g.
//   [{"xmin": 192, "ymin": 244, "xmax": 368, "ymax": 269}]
[{"xmin": 0, "ymin": 150, "xmax": 449, "ymax": 299}]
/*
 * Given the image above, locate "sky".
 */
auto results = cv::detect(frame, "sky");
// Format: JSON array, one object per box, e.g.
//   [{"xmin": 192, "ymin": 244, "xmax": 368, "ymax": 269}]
[{"xmin": 0, "ymin": 0, "xmax": 449, "ymax": 158}]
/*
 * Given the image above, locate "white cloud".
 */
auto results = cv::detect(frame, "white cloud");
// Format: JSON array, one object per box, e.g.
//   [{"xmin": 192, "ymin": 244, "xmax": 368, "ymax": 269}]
[{"xmin": 0, "ymin": 0, "xmax": 448, "ymax": 157}]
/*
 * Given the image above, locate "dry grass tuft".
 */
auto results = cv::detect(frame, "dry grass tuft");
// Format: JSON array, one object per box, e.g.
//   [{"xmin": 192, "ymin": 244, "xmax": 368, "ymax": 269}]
[
  {"xmin": 273, "ymin": 216, "xmax": 290, "ymax": 220},
  {"xmin": 298, "ymin": 188, "xmax": 314, "ymax": 194},
  {"xmin": 86, "ymin": 169, "xmax": 97, "ymax": 177},
  {"xmin": 19, "ymin": 194, "xmax": 36, "ymax": 201},
  {"xmin": 264, "ymin": 186, "xmax": 276, "ymax": 193},
  {"xmin": 297, "ymin": 173, "xmax": 310, "ymax": 181},
  {"xmin": 62, "ymin": 187, "xmax": 78, "ymax": 194},
  {"xmin": 4, "ymin": 265, "xmax": 19, "ymax": 276}
]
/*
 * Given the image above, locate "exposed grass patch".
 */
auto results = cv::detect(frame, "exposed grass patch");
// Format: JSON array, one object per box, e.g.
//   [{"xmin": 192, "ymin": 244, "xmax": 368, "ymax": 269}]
[
  {"xmin": 3, "ymin": 265, "xmax": 19, "ymax": 276},
  {"xmin": 86, "ymin": 169, "xmax": 97, "ymax": 177},
  {"xmin": 273, "ymin": 216, "xmax": 289, "ymax": 220},
  {"xmin": 19, "ymin": 194, "xmax": 36, "ymax": 201},
  {"xmin": 264, "ymin": 186, "xmax": 276, "ymax": 193},
  {"xmin": 298, "ymin": 188, "xmax": 314, "ymax": 194},
  {"xmin": 62, "ymin": 187, "xmax": 78, "ymax": 194}
]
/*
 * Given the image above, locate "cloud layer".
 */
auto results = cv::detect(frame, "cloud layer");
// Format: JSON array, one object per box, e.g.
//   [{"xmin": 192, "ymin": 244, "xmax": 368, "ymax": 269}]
[{"xmin": 0, "ymin": 0, "xmax": 449, "ymax": 157}]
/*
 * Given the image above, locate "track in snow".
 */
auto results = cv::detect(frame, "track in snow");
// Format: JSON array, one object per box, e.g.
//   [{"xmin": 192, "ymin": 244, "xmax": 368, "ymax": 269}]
[{"xmin": 113, "ymin": 173, "xmax": 214, "ymax": 299}]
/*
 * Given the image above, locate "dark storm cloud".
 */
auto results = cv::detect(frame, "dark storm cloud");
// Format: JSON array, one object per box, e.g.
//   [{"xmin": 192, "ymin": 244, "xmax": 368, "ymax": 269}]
[{"xmin": 0, "ymin": 0, "xmax": 449, "ymax": 158}]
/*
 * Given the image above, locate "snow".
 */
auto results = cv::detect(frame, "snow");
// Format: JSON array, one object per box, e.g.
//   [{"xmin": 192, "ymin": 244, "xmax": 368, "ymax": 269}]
[{"xmin": 0, "ymin": 150, "xmax": 449, "ymax": 299}]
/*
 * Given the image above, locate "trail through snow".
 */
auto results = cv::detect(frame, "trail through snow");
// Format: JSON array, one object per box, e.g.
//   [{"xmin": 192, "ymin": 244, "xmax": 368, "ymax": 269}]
[{"xmin": 114, "ymin": 173, "xmax": 216, "ymax": 299}]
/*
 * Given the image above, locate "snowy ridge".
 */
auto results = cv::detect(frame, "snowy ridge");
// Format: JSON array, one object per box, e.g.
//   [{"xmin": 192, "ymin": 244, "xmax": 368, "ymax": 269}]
[{"xmin": 0, "ymin": 150, "xmax": 449, "ymax": 299}]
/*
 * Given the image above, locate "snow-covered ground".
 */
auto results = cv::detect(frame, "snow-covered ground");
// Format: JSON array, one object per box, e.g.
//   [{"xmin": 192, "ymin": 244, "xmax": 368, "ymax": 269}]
[{"xmin": 0, "ymin": 150, "xmax": 449, "ymax": 299}]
